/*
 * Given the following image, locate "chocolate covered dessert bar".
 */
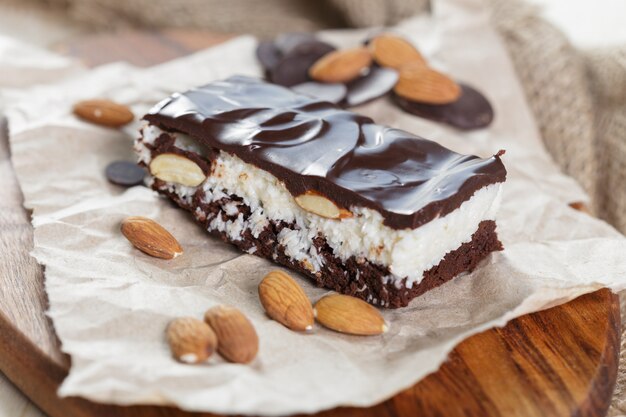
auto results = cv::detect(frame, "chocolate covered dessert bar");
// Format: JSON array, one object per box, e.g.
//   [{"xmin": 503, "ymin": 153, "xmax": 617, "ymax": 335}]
[{"xmin": 136, "ymin": 76, "xmax": 506, "ymax": 308}]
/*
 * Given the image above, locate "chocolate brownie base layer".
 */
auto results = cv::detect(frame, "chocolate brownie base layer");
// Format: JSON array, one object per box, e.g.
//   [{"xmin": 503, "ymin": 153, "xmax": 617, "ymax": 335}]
[{"xmin": 151, "ymin": 178, "xmax": 502, "ymax": 308}]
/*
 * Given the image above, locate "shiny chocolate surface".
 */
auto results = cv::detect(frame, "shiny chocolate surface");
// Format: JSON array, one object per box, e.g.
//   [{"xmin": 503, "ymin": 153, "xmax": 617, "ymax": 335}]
[
  {"xmin": 144, "ymin": 76, "xmax": 506, "ymax": 229},
  {"xmin": 393, "ymin": 84, "xmax": 495, "ymax": 130}
]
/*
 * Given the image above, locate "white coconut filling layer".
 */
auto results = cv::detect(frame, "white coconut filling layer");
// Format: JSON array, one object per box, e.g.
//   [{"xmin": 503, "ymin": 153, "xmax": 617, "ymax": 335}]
[{"xmin": 138, "ymin": 125, "xmax": 502, "ymax": 287}]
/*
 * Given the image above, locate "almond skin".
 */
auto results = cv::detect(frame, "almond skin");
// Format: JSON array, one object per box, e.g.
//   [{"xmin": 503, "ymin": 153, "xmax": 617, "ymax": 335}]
[
  {"xmin": 166, "ymin": 317, "xmax": 218, "ymax": 364},
  {"xmin": 204, "ymin": 305, "xmax": 259, "ymax": 364},
  {"xmin": 120, "ymin": 216, "xmax": 183, "ymax": 260},
  {"xmin": 569, "ymin": 201, "xmax": 591, "ymax": 214},
  {"xmin": 259, "ymin": 270, "xmax": 314, "ymax": 331},
  {"xmin": 309, "ymin": 47, "xmax": 373, "ymax": 83},
  {"xmin": 369, "ymin": 33, "xmax": 426, "ymax": 69},
  {"xmin": 295, "ymin": 190, "xmax": 352, "ymax": 219},
  {"xmin": 314, "ymin": 294, "xmax": 387, "ymax": 336},
  {"xmin": 394, "ymin": 63, "xmax": 461, "ymax": 104},
  {"xmin": 73, "ymin": 99, "xmax": 134, "ymax": 128}
]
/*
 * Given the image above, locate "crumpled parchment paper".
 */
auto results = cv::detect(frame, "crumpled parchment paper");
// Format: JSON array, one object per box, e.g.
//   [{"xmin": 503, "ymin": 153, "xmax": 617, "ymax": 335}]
[
  {"xmin": 2, "ymin": 0, "xmax": 626, "ymax": 415},
  {"xmin": 0, "ymin": 35, "xmax": 82, "ymax": 89}
]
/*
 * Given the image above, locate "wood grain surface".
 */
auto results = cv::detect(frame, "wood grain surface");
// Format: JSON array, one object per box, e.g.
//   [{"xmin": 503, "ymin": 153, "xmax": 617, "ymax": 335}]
[{"xmin": 0, "ymin": 30, "xmax": 620, "ymax": 417}]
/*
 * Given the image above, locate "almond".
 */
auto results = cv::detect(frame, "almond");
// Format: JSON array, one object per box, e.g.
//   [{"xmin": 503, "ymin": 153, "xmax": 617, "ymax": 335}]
[
  {"xmin": 314, "ymin": 294, "xmax": 387, "ymax": 336},
  {"xmin": 166, "ymin": 317, "xmax": 218, "ymax": 364},
  {"xmin": 259, "ymin": 270, "xmax": 314, "ymax": 331},
  {"xmin": 369, "ymin": 33, "xmax": 426, "ymax": 69},
  {"xmin": 73, "ymin": 99, "xmax": 134, "ymax": 127},
  {"xmin": 149, "ymin": 153, "xmax": 207, "ymax": 187},
  {"xmin": 121, "ymin": 216, "xmax": 183, "ymax": 259},
  {"xmin": 204, "ymin": 305, "xmax": 259, "ymax": 364},
  {"xmin": 309, "ymin": 47, "xmax": 373, "ymax": 83},
  {"xmin": 569, "ymin": 201, "xmax": 591, "ymax": 215},
  {"xmin": 394, "ymin": 63, "xmax": 461, "ymax": 104},
  {"xmin": 295, "ymin": 191, "xmax": 352, "ymax": 219}
]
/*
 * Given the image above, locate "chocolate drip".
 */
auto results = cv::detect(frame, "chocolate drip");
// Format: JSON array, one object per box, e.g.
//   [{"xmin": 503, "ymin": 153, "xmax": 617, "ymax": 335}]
[{"xmin": 144, "ymin": 76, "xmax": 506, "ymax": 229}]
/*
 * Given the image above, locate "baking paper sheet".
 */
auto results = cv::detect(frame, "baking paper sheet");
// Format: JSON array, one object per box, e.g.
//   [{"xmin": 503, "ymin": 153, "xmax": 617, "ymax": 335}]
[
  {"xmin": 3, "ymin": 0, "xmax": 626, "ymax": 415},
  {"xmin": 0, "ymin": 35, "xmax": 82, "ymax": 89}
]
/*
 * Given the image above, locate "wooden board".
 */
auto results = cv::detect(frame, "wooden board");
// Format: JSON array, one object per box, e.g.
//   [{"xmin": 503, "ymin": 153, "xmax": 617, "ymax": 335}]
[{"xmin": 0, "ymin": 30, "xmax": 620, "ymax": 417}]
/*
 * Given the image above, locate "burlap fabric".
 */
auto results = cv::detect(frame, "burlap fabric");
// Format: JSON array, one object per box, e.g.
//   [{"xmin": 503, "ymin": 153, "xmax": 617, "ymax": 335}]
[
  {"xmin": 487, "ymin": 0, "xmax": 598, "ymax": 196},
  {"xmin": 586, "ymin": 48, "xmax": 626, "ymax": 234},
  {"xmin": 42, "ymin": 0, "xmax": 430, "ymax": 37},
  {"xmin": 487, "ymin": 0, "xmax": 626, "ymax": 235},
  {"xmin": 5, "ymin": 0, "xmax": 626, "ymax": 413}
]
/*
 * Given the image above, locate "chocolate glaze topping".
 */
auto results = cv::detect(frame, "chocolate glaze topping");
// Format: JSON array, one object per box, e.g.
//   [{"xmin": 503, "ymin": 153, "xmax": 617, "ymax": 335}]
[{"xmin": 144, "ymin": 76, "xmax": 506, "ymax": 229}]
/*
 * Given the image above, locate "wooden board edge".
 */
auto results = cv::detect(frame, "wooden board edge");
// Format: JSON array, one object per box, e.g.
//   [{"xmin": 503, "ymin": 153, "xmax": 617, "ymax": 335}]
[
  {"xmin": 0, "ymin": 310, "xmax": 211, "ymax": 417},
  {"xmin": 576, "ymin": 290, "xmax": 620, "ymax": 417},
  {"xmin": 0, "ymin": 290, "xmax": 620, "ymax": 417}
]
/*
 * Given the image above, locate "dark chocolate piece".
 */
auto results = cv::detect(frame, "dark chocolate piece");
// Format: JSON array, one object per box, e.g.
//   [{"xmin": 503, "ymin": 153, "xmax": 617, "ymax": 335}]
[
  {"xmin": 255, "ymin": 41, "xmax": 281, "ymax": 71},
  {"xmin": 144, "ymin": 76, "xmax": 506, "ymax": 230},
  {"xmin": 105, "ymin": 161, "xmax": 145, "ymax": 186},
  {"xmin": 273, "ymin": 32, "xmax": 316, "ymax": 55},
  {"xmin": 269, "ymin": 41, "xmax": 335, "ymax": 87},
  {"xmin": 393, "ymin": 84, "xmax": 494, "ymax": 130},
  {"xmin": 151, "ymin": 176, "xmax": 502, "ymax": 308},
  {"xmin": 292, "ymin": 82, "xmax": 347, "ymax": 104},
  {"xmin": 344, "ymin": 66, "xmax": 398, "ymax": 107}
]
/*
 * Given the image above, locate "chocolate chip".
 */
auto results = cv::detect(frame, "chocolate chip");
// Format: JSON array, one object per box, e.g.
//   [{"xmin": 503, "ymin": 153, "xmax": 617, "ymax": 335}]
[
  {"xmin": 344, "ymin": 66, "xmax": 398, "ymax": 107},
  {"xmin": 256, "ymin": 41, "xmax": 282, "ymax": 71},
  {"xmin": 269, "ymin": 40, "xmax": 336, "ymax": 87},
  {"xmin": 392, "ymin": 84, "xmax": 494, "ymax": 130},
  {"xmin": 105, "ymin": 161, "xmax": 145, "ymax": 186},
  {"xmin": 292, "ymin": 82, "xmax": 347, "ymax": 104},
  {"xmin": 274, "ymin": 32, "xmax": 316, "ymax": 55}
]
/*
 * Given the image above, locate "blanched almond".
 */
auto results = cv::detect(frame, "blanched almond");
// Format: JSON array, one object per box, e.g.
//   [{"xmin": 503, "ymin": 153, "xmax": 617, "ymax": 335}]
[
  {"xmin": 73, "ymin": 99, "xmax": 134, "ymax": 127},
  {"xmin": 309, "ymin": 47, "xmax": 373, "ymax": 83},
  {"xmin": 121, "ymin": 216, "xmax": 183, "ymax": 259},
  {"xmin": 259, "ymin": 270, "xmax": 314, "ymax": 331},
  {"xmin": 166, "ymin": 317, "xmax": 218, "ymax": 364},
  {"xmin": 314, "ymin": 294, "xmax": 387, "ymax": 336},
  {"xmin": 394, "ymin": 63, "xmax": 461, "ymax": 104},
  {"xmin": 149, "ymin": 153, "xmax": 206, "ymax": 187},
  {"xmin": 369, "ymin": 33, "xmax": 426, "ymax": 69},
  {"xmin": 204, "ymin": 305, "xmax": 259, "ymax": 364},
  {"xmin": 295, "ymin": 191, "xmax": 352, "ymax": 219}
]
